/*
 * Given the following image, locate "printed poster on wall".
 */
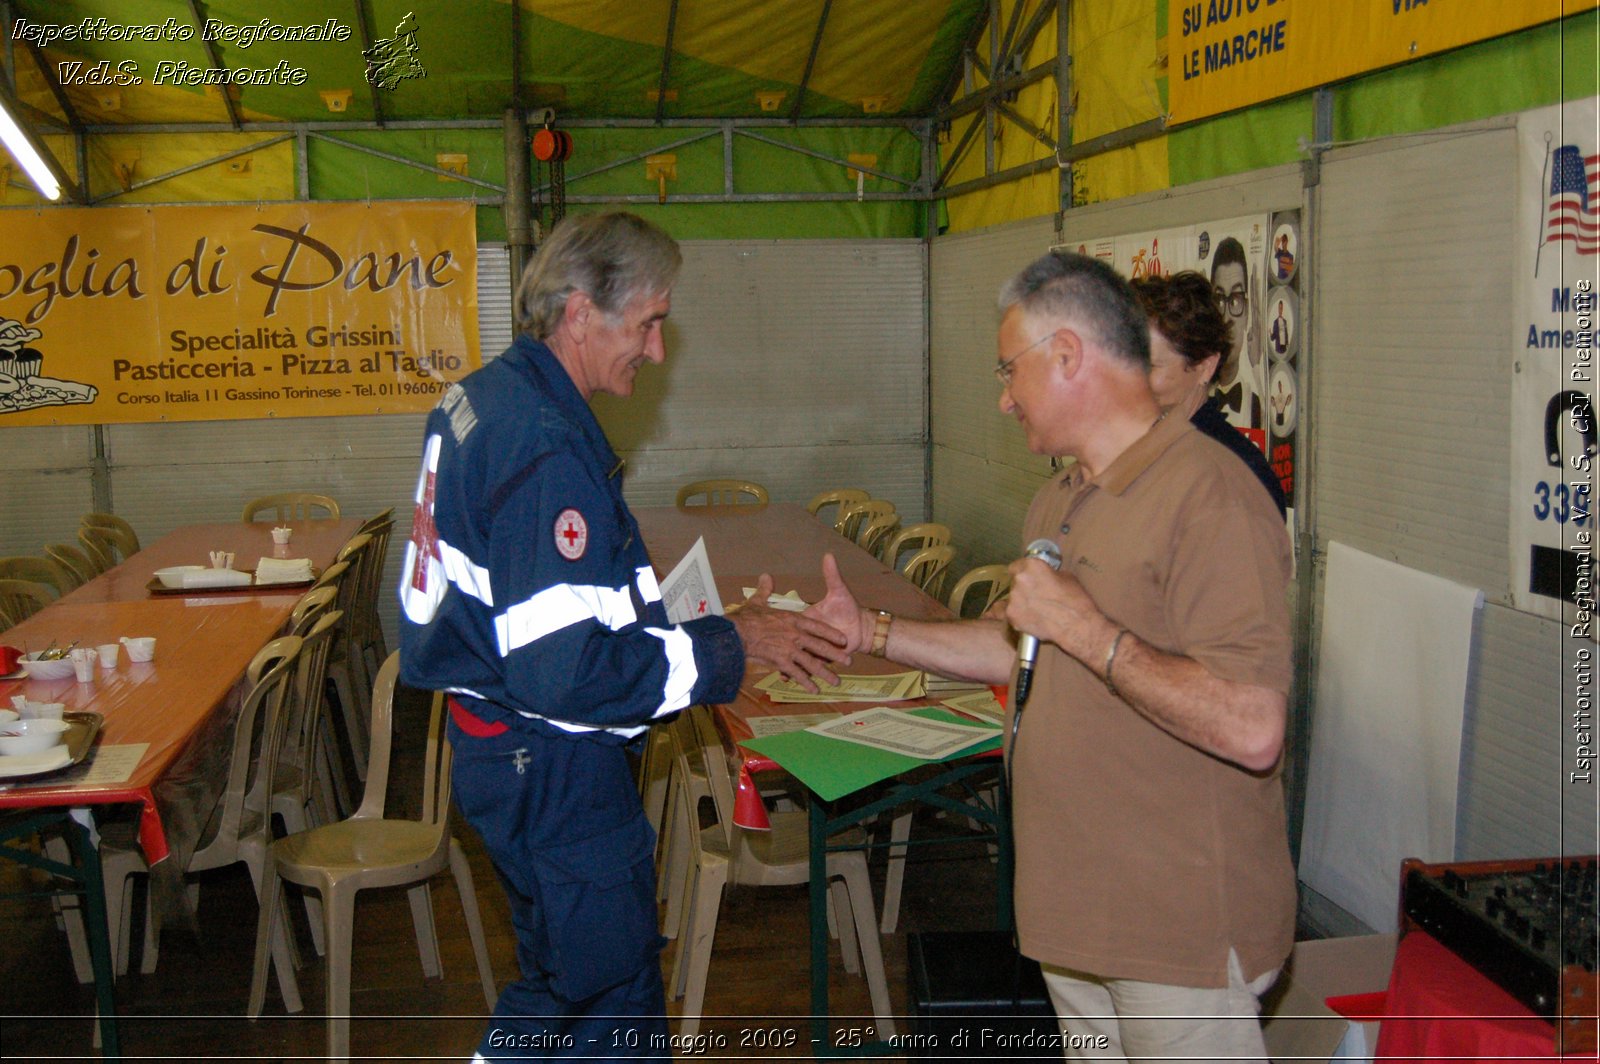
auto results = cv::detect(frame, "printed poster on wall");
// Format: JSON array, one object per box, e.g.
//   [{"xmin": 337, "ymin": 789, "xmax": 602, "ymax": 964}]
[
  {"xmin": 1512, "ymin": 97, "xmax": 1600, "ymax": 626},
  {"xmin": 1167, "ymin": 0, "xmax": 1593, "ymax": 127},
  {"xmin": 1056, "ymin": 212, "xmax": 1298, "ymax": 519},
  {"xmin": 0, "ymin": 201, "xmax": 479, "ymax": 426}
]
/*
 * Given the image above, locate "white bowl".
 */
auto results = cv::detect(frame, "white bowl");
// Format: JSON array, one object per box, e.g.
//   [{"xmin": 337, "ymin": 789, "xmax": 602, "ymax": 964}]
[
  {"xmin": 0, "ymin": 717, "xmax": 70, "ymax": 756},
  {"xmin": 153, "ymin": 564, "xmax": 206, "ymax": 589},
  {"xmin": 20, "ymin": 653, "xmax": 75, "ymax": 681},
  {"xmin": 0, "ymin": 710, "xmax": 16, "ymax": 727}
]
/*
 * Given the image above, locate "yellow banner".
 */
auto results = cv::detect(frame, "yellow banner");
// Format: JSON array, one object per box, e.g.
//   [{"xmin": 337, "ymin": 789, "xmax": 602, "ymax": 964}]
[
  {"xmin": 1167, "ymin": 0, "xmax": 1592, "ymax": 126},
  {"xmin": 0, "ymin": 201, "xmax": 479, "ymax": 426}
]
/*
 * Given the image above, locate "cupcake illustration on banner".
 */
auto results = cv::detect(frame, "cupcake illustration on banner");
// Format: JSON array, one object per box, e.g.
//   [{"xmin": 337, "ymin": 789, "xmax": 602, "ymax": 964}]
[{"xmin": 0, "ymin": 318, "xmax": 98, "ymax": 414}]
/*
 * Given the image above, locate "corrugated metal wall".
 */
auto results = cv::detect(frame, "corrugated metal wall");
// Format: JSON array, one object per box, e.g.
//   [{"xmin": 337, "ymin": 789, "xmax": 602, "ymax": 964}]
[
  {"xmin": 1, "ymin": 238, "xmax": 927, "ymax": 645},
  {"xmin": 602, "ymin": 239, "xmax": 929, "ymax": 519}
]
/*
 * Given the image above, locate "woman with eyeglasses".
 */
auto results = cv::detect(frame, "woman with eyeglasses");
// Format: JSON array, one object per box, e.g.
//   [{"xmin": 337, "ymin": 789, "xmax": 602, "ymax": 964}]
[{"xmin": 1133, "ymin": 271, "xmax": 1287, "ymax": 517}]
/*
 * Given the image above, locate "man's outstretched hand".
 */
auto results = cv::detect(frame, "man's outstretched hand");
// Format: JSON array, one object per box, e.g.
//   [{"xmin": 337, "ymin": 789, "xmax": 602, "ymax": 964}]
[{"xmin": 731, "ymin": 572, "xmax": 852, "ymax": 692}]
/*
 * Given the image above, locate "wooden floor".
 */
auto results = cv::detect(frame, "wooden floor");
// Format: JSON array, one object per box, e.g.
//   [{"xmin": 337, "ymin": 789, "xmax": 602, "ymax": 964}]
[{"xmin": 0, "ymin": 687, "xmax": 1006, "ymax": 1062}]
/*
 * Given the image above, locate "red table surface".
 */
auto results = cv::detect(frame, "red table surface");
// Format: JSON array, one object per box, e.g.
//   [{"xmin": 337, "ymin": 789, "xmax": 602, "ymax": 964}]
[
  {"xmin": 0, "ymin": 518, "xmax": 362, "ymax": 861},
  {"xmin": 1376, "ymin": 930, "xmax": 1597, "ymax": 1062}
]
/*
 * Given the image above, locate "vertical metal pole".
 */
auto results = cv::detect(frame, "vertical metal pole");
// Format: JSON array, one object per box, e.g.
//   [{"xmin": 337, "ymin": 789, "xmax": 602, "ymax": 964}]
[
  {"xmin": 985, "ymin": 0, "xmax": 1000, "ymax": 177},
  {"xmin": 504, "ymin": 107, "xmax": 533, "ymax": 290},
  {"xmin": 1057, "ymin": 0, "xmax": 1073, "ymax": 213},
  {"xmin": 295, "ymin": 127, "xmax": 309, "ymax": 200},
  {"xmin": 808, "ymin": 797, "xmax": 831, "ymax": 1047},
  {"xmin": 722, "ymin": 121, "xmax": 733, "ymax": 196},
  {"xmin": 1287, "ymin": 87, "xmax": 1334, "ymax": 868}
]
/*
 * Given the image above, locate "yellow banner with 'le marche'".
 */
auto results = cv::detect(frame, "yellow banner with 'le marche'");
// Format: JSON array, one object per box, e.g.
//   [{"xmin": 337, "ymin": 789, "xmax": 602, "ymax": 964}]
[
  {"xmin": 0, "ymin": 201, "xmax": 479, "ymax": 426},
  {"xmin": 1167, "ymin": 0, "xmax": 1595, "ymax": 127}
]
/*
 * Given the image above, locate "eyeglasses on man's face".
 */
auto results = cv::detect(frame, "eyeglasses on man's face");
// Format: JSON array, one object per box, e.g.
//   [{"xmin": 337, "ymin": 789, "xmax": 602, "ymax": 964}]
[
  {"xmin": 1214, "ymin": 287, "xmax": 1247, "ymax": 317},
  {"xmin": 993, "ymin": 330, "xmax": 1056, "ymax": 388}
]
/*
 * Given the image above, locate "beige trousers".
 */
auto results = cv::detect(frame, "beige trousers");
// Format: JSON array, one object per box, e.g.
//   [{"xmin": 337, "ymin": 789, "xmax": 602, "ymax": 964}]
[{"xmin": 1040, "ymin": 948, "xmax": 1280, "ymax": 1064}]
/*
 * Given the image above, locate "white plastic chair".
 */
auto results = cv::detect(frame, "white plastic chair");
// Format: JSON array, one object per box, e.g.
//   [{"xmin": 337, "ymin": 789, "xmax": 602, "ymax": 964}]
[
  {"xmin": 247, "ymin": 652, "xmax": 498, "ymax": 1061},
  {"xmin": 666, "ymin": 706, "xmax": 894, "ymax": 1038}
]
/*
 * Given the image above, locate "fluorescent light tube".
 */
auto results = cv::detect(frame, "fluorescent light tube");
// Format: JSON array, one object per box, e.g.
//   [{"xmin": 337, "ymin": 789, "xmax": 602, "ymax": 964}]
[{"xmin": 0, "ymin": 96, "xmax": 61, "ymax": 201}]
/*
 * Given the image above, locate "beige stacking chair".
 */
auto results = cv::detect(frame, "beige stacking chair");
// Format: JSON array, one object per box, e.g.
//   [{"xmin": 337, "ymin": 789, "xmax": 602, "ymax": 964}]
[
  {"xmin": 79, "ymin": 517, "xmax": 139, "ymax": 565},
  {"xmin": 675, "ymin": 479, "xmax": 769, "ymax": 510},
  {"xmin": 74, "ymin": 527, "xmax": 114, "ymax": 575},
  {"xmin": 351, "ymin": 510, "xmax": 396, "ymax": 682},
  {"xmin": 80, "ymin": 512, "xmax": 142, "ymax": 556},
  {"xmin": 858, "ymin": 511, "xmax": 902, "ymax": 560},
  {"xmin": 901, "ymin": 544, "xmax": 955, "ymax": 599},
  {"xmin": 666, "ymin": 706, "xmax": 894, "ymax": 1038},
  {"xmin": 806, "ymin": 488, "xmax": 869, "ymax": 530},
  {"xmin": 882, "ymin": 522, "xmax": 952, "ymax": 572},
  {"xmin": 948, "ymin": 564, "xmax": 1013, "ymax": 618},
  {"xmin": 835, "ymin": 499, "xmax": 895, "ymax": 545},
  {"xmin": 0, "ymin": 579, "xmax": 53, "ymax": 625},
  {"xmin": 0, "ymin": 556, "xmax": 75, "ymax": 600},
  {"xmin": 323, "ymin": 537, "xmax": 377, "ymax": 781},
  {"xmin": 43, "ymin": 543, "xmax": 98, "ymax": 589},
  {"xmin": 242, "ymin": 492, "xmax": 342, "ymax": 523},
  {"xmin": 247, "ymin": 652, "xmax": 498, "ymax": 1061}
]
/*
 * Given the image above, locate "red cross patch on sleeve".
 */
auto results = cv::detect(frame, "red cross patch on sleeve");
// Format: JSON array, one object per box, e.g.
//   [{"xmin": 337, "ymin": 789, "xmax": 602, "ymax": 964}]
[{"xmin": 554, "ymin": 508, "xmax": 589, "ymax": 560}]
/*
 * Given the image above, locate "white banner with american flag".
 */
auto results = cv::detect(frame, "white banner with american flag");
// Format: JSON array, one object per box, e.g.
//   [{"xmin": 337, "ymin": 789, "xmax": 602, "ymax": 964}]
[{"xmin": 1513, "ymin": 97, "xmax": 1599, "ymax": 623}]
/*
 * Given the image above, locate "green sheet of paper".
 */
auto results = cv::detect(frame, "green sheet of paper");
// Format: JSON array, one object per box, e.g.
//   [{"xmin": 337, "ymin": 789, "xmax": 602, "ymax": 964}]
[{"xmin": 739, "ymin": 706, "xmax": 1001, "ymax": 801}]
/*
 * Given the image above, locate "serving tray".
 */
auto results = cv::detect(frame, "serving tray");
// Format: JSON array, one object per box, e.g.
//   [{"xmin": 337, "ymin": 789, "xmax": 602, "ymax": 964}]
[
  {"xmin": 0, "ymin": 711, "xmax": 102, "ymax": 780},
  {"xmin": 146, "ymin": 567, "xmax": 318, "ymax": 596}
]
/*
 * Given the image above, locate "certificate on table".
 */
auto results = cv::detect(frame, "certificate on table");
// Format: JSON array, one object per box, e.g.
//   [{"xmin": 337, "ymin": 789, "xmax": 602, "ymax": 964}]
[
  {"xmin": 755, "ymin": 670, "xmax": 926, "ymax": 703},
  {"xmin": 810, "ymin": 706, "xmax": 999, "ymax": 759},
  {"xmin": 741, "ymin": 707, "xmax": 1002, "ymax": 801}
]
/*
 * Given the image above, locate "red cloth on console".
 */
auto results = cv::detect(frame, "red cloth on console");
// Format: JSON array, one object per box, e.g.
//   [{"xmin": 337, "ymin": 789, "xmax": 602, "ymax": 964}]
[{"xmin": 1375, "ymin": 930, "xmax": 1594, "ymax": 1062}]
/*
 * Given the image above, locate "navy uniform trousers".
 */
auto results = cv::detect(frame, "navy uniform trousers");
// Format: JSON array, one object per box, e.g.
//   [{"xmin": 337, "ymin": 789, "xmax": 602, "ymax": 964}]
[{"xmin": 450, "ymin": 714, "xmax": 669, "ymax": 1062}]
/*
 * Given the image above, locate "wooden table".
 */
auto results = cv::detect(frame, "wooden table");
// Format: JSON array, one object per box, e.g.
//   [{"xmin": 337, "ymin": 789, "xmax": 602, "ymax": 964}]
[
  {"xmin": 0, "ymin": 517, "xmax": 362, "ymax": 862},
  {"xmin": 637, "ymin": 503, "xmax": 1010, "ymax": 1054}
]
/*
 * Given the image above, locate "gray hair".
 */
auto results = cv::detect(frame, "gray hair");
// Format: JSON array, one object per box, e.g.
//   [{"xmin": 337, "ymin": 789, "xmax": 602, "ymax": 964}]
[
  {"xmin": 515, "ymin": 212, "xmax": 683, "ymax": 338},
  {"xmin": 997, "ymin": 251, "xmax": 1150, "ymax": 370}
]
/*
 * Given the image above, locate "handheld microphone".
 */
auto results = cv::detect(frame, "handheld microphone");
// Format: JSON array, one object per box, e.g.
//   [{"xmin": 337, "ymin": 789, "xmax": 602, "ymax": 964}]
[{"xmin": 1012, "ymin": 538, "xmax": 1062, "ymax": 711}]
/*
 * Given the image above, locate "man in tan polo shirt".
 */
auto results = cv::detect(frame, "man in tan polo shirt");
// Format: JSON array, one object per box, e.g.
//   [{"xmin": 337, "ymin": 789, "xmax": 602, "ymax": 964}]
[{"xmin": 808, "ymin": 250, "xmax": 1295, "ymax": 1062}]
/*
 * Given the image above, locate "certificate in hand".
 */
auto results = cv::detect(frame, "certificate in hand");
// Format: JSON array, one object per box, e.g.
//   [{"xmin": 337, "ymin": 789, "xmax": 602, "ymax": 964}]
[
  {"xmin": 660, "ymin": 536, "xmax": 724, "ymax": 624},
  {"xmin": 808, "ymin": 706, "xmax": 999, "ymax": 760}
]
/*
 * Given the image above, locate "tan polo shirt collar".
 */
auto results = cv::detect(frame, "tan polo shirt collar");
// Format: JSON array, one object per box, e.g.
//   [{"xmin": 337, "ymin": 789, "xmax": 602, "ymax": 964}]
[{"xmin": 1062, "ymin": 408, "xmax": 1191, "ymax": 497}]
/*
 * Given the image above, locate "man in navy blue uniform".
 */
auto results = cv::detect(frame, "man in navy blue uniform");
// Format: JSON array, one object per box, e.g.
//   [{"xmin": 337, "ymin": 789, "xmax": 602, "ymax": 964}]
[{"xmin": 399, "ymin": 212, "xmax": 850, "ymax": 1060}]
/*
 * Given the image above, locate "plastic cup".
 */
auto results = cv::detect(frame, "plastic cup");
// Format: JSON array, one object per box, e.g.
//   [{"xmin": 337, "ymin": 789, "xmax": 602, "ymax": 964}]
[
  {"xmin": 271, "ymin": 527, "xmax": 293, "ymax": 545},
  {"xmin": 97, "ymin": 643, "xmax": 120, "ymax": 668},
  {"xmin": 122, "ymin": 636, "xmax": 156, "ymax": 663},
  {"xmin": 69, "ymin": 648, "xmax": 96, "ymax": 683}
]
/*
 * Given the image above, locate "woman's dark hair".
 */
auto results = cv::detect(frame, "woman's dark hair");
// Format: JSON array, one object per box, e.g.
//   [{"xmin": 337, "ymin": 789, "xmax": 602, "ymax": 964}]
[{"xmin": 1130, "ymin": 271, "xmax": 1233, "ymax": 383}]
